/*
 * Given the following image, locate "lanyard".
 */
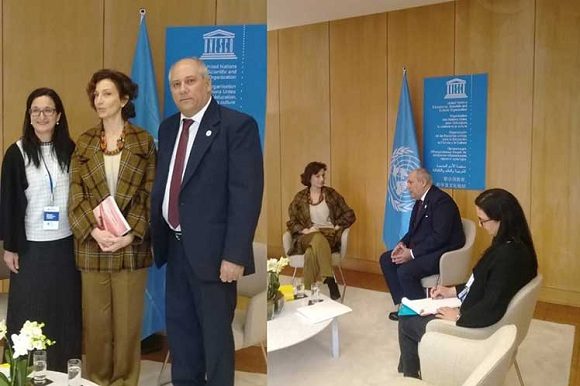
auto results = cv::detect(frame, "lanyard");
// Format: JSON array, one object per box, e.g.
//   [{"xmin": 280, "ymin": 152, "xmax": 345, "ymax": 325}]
[{"xmin": 40, "ymin": 154, "xmax": 55, "ymax": 205}]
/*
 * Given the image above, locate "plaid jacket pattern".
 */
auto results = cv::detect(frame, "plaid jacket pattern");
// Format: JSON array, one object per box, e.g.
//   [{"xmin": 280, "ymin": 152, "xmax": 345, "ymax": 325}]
[
  {"xmin": 68, "ymin": 123, "xmax": 156, "ymax": 272},
  {"xmin": 286, "ymin": 186, "xmax": 356, "ymax": 254}
]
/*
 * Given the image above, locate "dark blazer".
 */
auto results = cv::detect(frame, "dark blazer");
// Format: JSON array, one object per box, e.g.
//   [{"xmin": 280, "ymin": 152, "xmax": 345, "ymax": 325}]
[
  {"xmin": 401, "ymin": 185, "xmax": 465, "ymax": 268},
  {"xmin": 0, "ymin": 143, "xmax": 29, "ymax": 253},
  {"xmin": 150, "ymin": 98, "xmax": 264, "ymax": 281},
  {"xmin": 457, "ymin": 241, "xmax": 537, "ymax": 328}
]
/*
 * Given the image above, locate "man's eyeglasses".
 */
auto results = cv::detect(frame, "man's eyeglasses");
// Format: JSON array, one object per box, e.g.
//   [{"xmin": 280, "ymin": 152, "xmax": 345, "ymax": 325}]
[
  {"xmin": 478, "ymin": 218, "xmax": 493, "ymax": 226},
  {"xmin": 29, "ymin": 107, "xmax": 57, "ymax": 117}
]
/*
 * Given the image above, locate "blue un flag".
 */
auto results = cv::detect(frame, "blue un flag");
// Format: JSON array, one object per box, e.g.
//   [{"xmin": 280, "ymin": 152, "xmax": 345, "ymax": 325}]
[
  {"xmin": 383, "ymin": 70, "xmax": 421, "ymax": 249},
  {"xmin": 130, "ymin": 12, "xmax": 165, "ymax": 339}
]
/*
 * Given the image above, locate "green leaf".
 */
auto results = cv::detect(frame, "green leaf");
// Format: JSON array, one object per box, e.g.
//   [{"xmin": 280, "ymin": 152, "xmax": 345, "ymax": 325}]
[{"xmin": 0, "ymin": 372, "xmax": 9, "ymax": 386}]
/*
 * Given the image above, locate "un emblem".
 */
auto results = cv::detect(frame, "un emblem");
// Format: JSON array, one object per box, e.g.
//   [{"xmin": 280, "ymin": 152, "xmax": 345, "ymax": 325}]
[{"xmin": 388, "ymin": 147, "xmax": 420, "ymax": 213}]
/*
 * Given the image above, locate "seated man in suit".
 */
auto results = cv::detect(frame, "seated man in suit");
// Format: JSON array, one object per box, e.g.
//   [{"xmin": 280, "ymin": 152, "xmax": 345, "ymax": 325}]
[{"xmin": 380, "ymin": 168, "xmax": 464, "ymax": 321}]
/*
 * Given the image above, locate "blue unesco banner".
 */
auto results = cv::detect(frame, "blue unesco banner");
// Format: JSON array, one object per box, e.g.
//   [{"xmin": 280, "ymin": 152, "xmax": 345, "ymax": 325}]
[
  {"xmin": 164, "ymin": 24, "xmax": 266, "ymax": 147},
  {"xmin": 423, "ymin": 74, "xmax": 488, "ymax": 190}
]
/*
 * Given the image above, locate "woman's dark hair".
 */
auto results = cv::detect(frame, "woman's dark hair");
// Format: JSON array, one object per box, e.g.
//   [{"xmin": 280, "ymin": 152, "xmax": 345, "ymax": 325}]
[
  {"xmin": 300, "ymin": 161, "xmax": 327, "ymax": 187},
  {"xmin": 21, "ymin": 88, "xmax": 75, "ymax": 171},
  {"xmin": 475, "ymin": 188, "xmax": 537, "ymax": 264},
  {"xmin": 86, "ymin": 69, "xmax": 138, "ymax": 121}
]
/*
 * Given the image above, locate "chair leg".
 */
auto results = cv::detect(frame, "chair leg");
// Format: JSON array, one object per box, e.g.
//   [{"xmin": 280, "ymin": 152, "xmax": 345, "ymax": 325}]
[
  {"xmin": 260, "ymin": 342, "xmax": 268, "ymax": 365},
  {"xmin": 336, "ymin": 264, "xmax": 347, "ymax": 303},
  {"xmin": 158, "ymin": 350, "xmax": 171, "ymax": 386},
  {"xmin": 514, "ymin": 358, "xmax": 524, "ymax": 386}
]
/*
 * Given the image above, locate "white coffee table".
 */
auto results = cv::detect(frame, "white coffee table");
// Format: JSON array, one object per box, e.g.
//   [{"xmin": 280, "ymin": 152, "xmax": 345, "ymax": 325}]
[
  {"xmin": 267, "ymin": 293, "xmax": 352, "ymax": 358},
  {"xmin": 43, "ymin": 370, "xmax": 98, "ymax": 385}
]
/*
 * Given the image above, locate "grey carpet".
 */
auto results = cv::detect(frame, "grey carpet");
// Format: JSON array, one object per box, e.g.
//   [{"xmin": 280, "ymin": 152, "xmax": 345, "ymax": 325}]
[{"xmin": 138, "ymin": 360, "xmax": 266, "ymax": 386}]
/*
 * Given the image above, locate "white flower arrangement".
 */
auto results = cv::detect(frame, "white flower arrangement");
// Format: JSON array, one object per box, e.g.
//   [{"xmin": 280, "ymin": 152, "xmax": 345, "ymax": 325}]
[
  {"xmin": 0, "ymin": 320, "xmax": 54, "ymax": 386},
  {"xmin": 267, "ymin": 257, "xmax": 289, "ymax": 274},
  {"xmin": 267, "ymin": 257, "xmax": 289, "ymax": 302}
]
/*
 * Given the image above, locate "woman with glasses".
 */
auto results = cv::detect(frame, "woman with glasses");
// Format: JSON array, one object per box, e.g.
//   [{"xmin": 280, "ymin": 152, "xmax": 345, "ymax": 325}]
[
  {"xmin": 68, "ymin": 69, "xmax": 156, "ymax": 386},
  {"xmin": 397, "ymin": 188, "xmax": 538, "ymax": 379},
  {"xmin": 0, "ymin": 88, "xmax": 80, "ymax": 371}
]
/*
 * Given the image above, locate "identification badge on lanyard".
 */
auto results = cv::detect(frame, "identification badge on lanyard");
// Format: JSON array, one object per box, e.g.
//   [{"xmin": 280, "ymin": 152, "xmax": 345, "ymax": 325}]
[{"xmin": 43, "ymin": 206, "xmax": 60, "ymax": 230}]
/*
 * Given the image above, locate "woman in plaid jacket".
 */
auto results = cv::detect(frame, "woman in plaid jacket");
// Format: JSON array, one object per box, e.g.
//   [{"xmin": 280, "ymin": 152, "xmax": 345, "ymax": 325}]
[
  {"xmin": 287, "ymin": 161, "xmax": 355, "ymax": 300},
  {"xmin": 68, "ymin": 69, "xmax": 156, "ymax": 386}
]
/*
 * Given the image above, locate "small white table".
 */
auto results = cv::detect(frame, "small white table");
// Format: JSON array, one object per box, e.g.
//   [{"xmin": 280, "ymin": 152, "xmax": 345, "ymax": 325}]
[{"xmin": 267, "ymin": 293, "xmax": 352, "ymax": 358}]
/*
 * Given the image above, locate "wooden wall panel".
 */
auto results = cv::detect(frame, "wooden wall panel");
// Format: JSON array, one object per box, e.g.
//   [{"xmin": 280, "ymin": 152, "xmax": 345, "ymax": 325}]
[
  {"xmin": 454, "ymin": 0, "xmax": 535, "ymax": 264},
  {"xmin": 103, "ymin": 0, "xmax": 216, "ymax": 113},
  {"xmin": 532, "ymin": 0, "xmax": 580, "ymax": 306},
  {"xmin": 216, "ymin": 0, "xmax": 266, "ymax": 24},
  {"xmin": 278, "ymin": 24, "xmax": 331, "ymax": 235},
  {"xmin": 388, "ymin": 2, "xmax": 455, "ymax": 153},
  {"xmin": 329, "ymin": 14, "xmax": 387, "ymax": 268},
  {"xmin": 3, "ymin": 0, "xmax": 104, "ymax": 143},
  {"xmin": 266, "ymin": 31, "xmax": 283, "ymax": 256}
]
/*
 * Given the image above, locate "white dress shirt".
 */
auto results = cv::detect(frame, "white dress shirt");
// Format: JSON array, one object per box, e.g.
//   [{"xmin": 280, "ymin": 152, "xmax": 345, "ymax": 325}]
[{"xmin": 162, "ymin": 97, "xmax": 212, "ymax": 231}]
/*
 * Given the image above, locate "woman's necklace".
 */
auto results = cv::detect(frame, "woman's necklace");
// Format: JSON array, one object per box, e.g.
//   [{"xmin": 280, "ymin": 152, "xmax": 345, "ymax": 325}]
[
  {"xmin": 308, "ymin": 188, "xmax": 324, "ymax": 205},
  {"xmin": 100, "ymin": 128, "xmax": 125, "ymax": 156}
]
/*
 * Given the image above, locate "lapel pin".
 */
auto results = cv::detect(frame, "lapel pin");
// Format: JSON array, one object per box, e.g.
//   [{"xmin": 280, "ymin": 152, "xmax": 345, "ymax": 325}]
[{"xmin": 205, "ymin": 130, "xmax": 212, "ymax": 137}]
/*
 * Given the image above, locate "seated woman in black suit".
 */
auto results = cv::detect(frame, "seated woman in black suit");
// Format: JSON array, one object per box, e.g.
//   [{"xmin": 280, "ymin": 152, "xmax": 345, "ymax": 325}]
[{"xmin": 398, "ymin": 188, "xmax": 538, "ymax": 378}]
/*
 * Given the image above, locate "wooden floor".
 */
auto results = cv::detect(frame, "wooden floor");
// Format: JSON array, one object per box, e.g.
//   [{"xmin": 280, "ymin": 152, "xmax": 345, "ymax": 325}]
[{"xmin": 142, "ymin": 268, "xmax": 580, "ymax": 385}]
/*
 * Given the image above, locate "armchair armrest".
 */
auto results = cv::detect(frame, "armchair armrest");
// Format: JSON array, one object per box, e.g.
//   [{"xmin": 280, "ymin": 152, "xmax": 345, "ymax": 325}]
[
  {"xmin": 283, "ymin": 231, "xmax": 293, "ymax": 256},
  {"xmin": 426, "ymin": 318, "xmax": 495, "ymax": 340},
  {"xmin": 243, "ymin": 290, "xmax": 267, "ymax": 347}
]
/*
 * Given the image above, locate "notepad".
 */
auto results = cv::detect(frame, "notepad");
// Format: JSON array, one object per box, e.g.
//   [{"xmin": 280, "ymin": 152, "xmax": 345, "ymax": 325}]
[
  {"xmin": 92, "ymin": 195, "xmax": 131, "ymax": 237},
  {"xmin": 296, "ymin": 299, "xmax": 352, "ymax": 323},
  {"xmin": 400, "ymin": 296, "xmax": 461, "ymax": 316}
]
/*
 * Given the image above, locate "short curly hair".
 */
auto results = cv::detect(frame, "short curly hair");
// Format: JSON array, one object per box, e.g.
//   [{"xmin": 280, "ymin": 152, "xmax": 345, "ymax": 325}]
[
  {"xmin": 300, "ymin": 161, "xmax": 327, "ymax": 187},
  {"xmin": 86, "ymin": 69, "xmax": 138, "ymax": 121}
]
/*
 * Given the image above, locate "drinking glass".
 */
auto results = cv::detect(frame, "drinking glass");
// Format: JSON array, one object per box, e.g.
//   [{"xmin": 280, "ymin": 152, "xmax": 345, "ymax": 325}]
[
  {"xmin": 67, "ymin": 358, "xmax": 82, "ymax": 386},
  {"xmin": 311, "ymin": 281, "xmax": 322, "ymax": 303},
  {"xmin": 294, "ymin": 277, "xmax": 305, "ymax": 299},
  {"xmin": 33, "ymin": 350, "xmax": 47, "ymax": 384}
]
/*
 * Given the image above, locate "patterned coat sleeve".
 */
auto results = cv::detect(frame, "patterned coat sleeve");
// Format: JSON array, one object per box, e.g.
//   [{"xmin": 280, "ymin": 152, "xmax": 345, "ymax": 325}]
[
  {"xmin": 286, "ymin": 189, "xmax": 310, "ymax": 235},
  {"xmin": 326, "ymin": 187, "xmax": 356, "ymax": 228},
  {"xmin": 124, "ymin": 133, "xmax": 156, "ymax": 242}
]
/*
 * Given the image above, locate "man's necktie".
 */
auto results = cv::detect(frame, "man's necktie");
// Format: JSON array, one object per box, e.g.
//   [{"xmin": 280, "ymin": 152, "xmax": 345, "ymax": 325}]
[
  {"xmin": 413, "ymin": 200, "xmax": 424, "ymax": 227},
  {"xmin": 168, "ymin": 119, "xmax": 194, "ymax": 228}
]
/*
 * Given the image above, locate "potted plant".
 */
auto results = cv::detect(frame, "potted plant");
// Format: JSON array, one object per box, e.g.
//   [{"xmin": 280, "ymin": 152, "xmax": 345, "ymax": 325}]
[
  {"xmin": 0, "ymin": 320, "xmax": 54, "ymax": 386},
  {"xmin": 267, "ymin": 257, "xmax": 289, "ymax": 320}
]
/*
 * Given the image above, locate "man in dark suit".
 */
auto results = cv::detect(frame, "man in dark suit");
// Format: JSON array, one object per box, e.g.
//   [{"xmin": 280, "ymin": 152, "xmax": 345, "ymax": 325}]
[
  {"xmin": 150, "ymin": 58, "xmax": 263, "ymax": 386},
  {"xmin": 380, "ymin": 168, "xmax": 464, "ymax": 321}
]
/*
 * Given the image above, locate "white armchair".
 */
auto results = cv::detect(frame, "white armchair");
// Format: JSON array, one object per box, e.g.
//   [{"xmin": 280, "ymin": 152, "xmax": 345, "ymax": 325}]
[
  {"xmin": 421, "ymin": 218, "xmax": 476, "ymax": 294},
  {"xmin": 426, "ymin": 274, "xmax": 543, "ymax": 386},
  {"xmin": 392, "ymin": 324, "xmax": 518, "ymax": 386},
  {"xmin": 282, "ymin": 227, "xmax": 350, "ymax": 301},
  {"xmin": 232, "ymin": 242, "xmax": 267, "ymax": 360}
]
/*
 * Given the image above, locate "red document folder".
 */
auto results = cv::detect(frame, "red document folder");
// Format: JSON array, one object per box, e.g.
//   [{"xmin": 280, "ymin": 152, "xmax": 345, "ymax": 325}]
[{"xmin": 93, "ymin": 196, "xmax": 131, "ymax": 237}]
